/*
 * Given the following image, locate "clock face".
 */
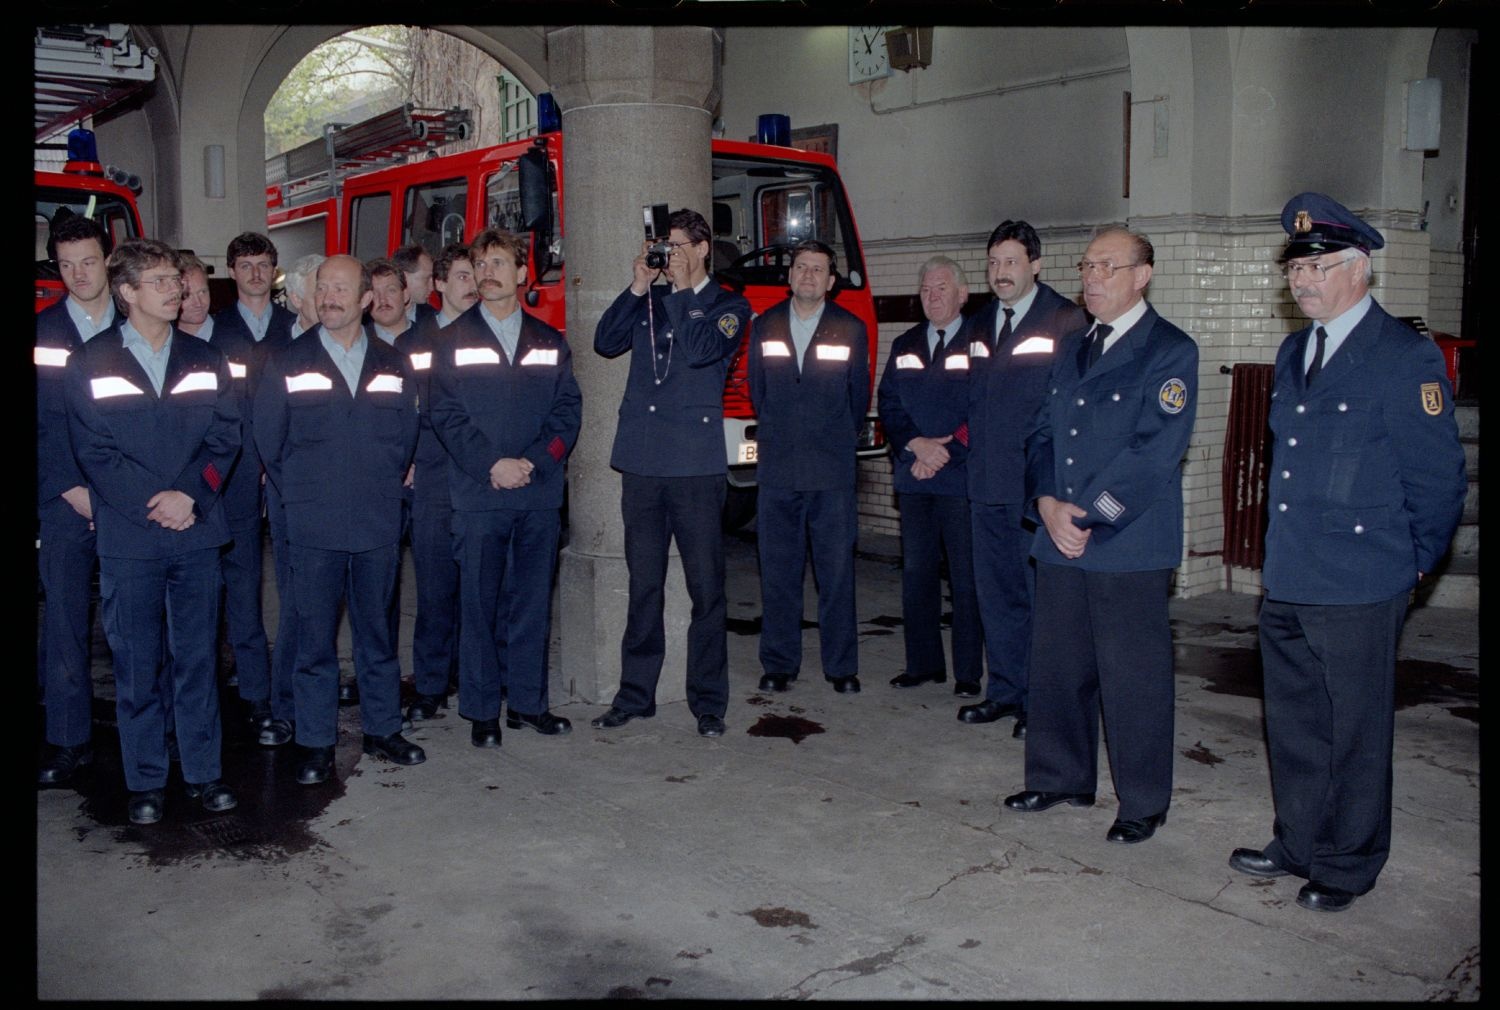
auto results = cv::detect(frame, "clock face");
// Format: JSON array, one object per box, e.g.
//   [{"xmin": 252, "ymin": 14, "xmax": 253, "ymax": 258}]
[{"xmin": 849, "ymin": 26, "xmax": 893, "ymax": 83}]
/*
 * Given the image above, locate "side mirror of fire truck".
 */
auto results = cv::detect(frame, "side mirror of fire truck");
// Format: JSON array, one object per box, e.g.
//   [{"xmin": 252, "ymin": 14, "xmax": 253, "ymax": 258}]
[{"xmin": 519, "ymin": 145, "xmax": 553, "ymax": 278}]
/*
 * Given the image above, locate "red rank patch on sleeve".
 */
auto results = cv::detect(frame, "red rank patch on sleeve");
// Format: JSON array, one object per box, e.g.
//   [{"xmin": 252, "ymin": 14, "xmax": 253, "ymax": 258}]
[
  {"xmin": 548, "ymin": 436, "xmax": 567, "ymax": 462},
  {"xmin": 953, "ymin": 422, "xmax": 969, "ymax": 448},
  {"xmin": 202, "ymin": 462, "xmax": 222, "ymax": 492}
]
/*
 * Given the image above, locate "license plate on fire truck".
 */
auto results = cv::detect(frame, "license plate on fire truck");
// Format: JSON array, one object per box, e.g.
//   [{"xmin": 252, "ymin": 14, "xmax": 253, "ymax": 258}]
[{"xmin": 737, "ymin": 442, "xmax": 757, "ymax": 464}]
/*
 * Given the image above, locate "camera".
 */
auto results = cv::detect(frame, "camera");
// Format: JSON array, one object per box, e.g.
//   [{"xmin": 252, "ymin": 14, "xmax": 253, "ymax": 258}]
[{"xmin": 643, "ymin": 203, "xmax": 672, "ymax": 270}]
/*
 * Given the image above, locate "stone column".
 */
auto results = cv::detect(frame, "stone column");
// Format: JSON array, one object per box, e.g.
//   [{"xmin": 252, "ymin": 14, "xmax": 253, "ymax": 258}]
[{"xmin": 548, "ymin": 26, "xmax": 723, "ymax": 705}]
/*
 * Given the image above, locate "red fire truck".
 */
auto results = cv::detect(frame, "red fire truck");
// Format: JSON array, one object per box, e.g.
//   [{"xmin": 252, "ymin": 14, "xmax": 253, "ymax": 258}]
[
  {"xmin": 267, "ymin": 104, "xmax": 884, "ymax": 520},
  {"xmin": 35, "ymin": 129, "xmax": 145, "ymax": 313}
]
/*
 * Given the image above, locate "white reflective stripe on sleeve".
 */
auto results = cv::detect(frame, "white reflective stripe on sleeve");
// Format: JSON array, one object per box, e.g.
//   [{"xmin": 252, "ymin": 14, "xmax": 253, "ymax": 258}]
[
  {"xmin": 816, "ymin": 344, "xmax": 850, "ymax": 361},
  {"xmin": 169, "ymin": 371, "xmax": 218, "ymax": 394},
  {"xmin": 34, "ymin": 346, "xmax": 70, "ymax": 367},
  {"xmin": 1012, "ymin": 336, "xmax": 1056, "ymax": 355},
  {"xmin": 520, "ymin": 348, "xmax": 558, "ymax": 366},
  {"xmin": 455, "ymin": 347, "xmax": 501, "ymax": 366},
  {"xmin": 286, "ymin": 372, "xmax": 334, "ymax": 393},
  {"xmin": 90, "ymin": 376, "xmax": 146, "ymax": 399},
  {"xmin": 761, "ymin": 341, "xmax": 791, "ymax": 357},
  {"xmin": 228, "ymin": 361, "xmax": 247, "ymax": 379},
  {"xmin": 366, "ymin": 374, "xmax": 404, "ymax": 394},
  {"xmin": 409, "ymin": 352, "xmax": 432, "ymax": 371}
]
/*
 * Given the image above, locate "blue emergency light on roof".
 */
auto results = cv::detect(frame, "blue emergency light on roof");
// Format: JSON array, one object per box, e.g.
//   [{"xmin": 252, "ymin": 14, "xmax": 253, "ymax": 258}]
[
  {"xmin": 537, "ymin": 92, "xmax": 561, "ymax": 134},
  {"xmin": 756, "ymin": 114, "xmax": 791, "ymax": 147},
  {"xmin": 67, "ymin": 128, "xmax": 100, "ymax": 164}
]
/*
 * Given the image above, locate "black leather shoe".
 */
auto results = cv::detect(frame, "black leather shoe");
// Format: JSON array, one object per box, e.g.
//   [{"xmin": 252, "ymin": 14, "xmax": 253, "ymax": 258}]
[
  {"xmin": 406, "ymin": 693, "xmax": 446, "ymax": 722},
  {"xmin": 259, "ymin": 718, "xmax": 294, "ymax": 748},
  {"xmin": 590, "ymin": 706, "xmax": 648, "ymax": 729},
  {"xmin": 953, "ymin": 681, "xmax": 981, "ymax": 698},
  {"xmin": 506, "ymin": 710, "xmax": 572, "ymax": 735},
  {"xmin": 697, "ymin": 714, "xmax": 726, "ymax": 737},
  {"xmin": 830, "ymin": 676, "xmax": 861, "ymax": 694},
  {"xmin": 297, "ymin": 746, "xmax": 335, "ymax": 785},
  {"xmin": 1229, "ymin": 848, "xmax": 1290, "ymax": 878},
  {"xmin": 1106, "ymin": 811, "xmax": 1168, "ymax": 844},
  {"xmin": 363, "ymin": 732, "xmax": 425, "ymax": 765},
  {"xmin": 470, "ymin": 718, "xmax": 502, "ymax": 748},
  {"xmin": 890, "ymin": 671, "xmax": 946, "ymax": 688},
  {"xmin": 247, "ymin": 699, "xmax": 273, "ymax": 730},
  {"xmin": 128, "ymin": 789, "xmax": 165, "ymax": 824},
  {"xmin": 957, "ymin": 699, "xmax": 1021, "ymax": 724},
  {"xmin": 338, "ymin": 680, "xmax": 360, "ymax": 705},
  {"xmin": 1296, "ymin": 881, "xmax": 1356, "ymax": 912},
  {"xmin": 1012, "ymin": 714, "xmax": 1027, "ymax": 739},
  {"xmin": 758, "ymin": 673, "xmax": 790, "ymax": 693},
  {"xmin": 1004, "ymin": 789, "xmax": 1095, "ymax": 812},
  {"xmin": 38, "ymin": 743, "xmax": 93, "ymax": 786},
  {"xmin": 184, "ymin": 779, "xmax": 239, "ymax": 813}
]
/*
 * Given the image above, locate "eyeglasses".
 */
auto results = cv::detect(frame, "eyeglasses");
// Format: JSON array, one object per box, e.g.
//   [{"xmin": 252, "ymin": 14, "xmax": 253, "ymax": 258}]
[
  {"xmin": 1281, "ymin": 256, "xmax": 1356, "ymax": 282},
  {"xmin": 1076, "ymin": 259, "xmax": 1143, "ymax": 279},
  {"xmin": 139, "ymin": 274, "xmax": 184, "ymax": 292}
]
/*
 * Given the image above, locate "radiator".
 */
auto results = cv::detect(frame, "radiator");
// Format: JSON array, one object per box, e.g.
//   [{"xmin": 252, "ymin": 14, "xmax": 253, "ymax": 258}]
[{"xmin": 1221, "ymin": 363, "xmax": 1276, "ymax": 572}]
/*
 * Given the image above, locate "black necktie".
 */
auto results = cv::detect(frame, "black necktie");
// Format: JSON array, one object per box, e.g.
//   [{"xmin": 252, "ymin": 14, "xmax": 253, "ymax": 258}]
[
  {"xmin": 1305, "ymin": 325, "xmax": 1328, "ymax": 385},
  {"xmin": 996, "ymin": 307, "xmax": 1014, "ymax": 349},
  {"xmin": 1086, "ymin": 323, "xmax": 1112, "ymax": 369},
  {"xmin": 934, "ymin": 328, "xmax": 945, "ymax": 358}
]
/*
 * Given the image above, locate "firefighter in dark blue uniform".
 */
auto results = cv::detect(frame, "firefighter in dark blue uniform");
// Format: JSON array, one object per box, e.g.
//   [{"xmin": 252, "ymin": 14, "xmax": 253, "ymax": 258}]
[
  {"xmin": 1006, "ymin": 228, "xmax": 1198, "ymax": 846},
  {"xmin": 876, "ymin": 255, "xmax": 981, "ymax": 699},
  {"xmin": 65, "ymin": 239, "xmax": 243, "ymax": 824},
  {"xmin": 396, "ymin": 243, "xmax": 479, "ymax": 722},
  {"xmin": 429, "ymin": 229, "xmax": 582, "ymax": 747},
  {"xmin": 955, "ymin": 221, "xmax": 1088, "ymax": 736},
  {"xmin": 208, "ymin": 232, "xmax": 297, "ymax": 744},
  {"xmin": 1228, "ymin": 194, "xmax": 1467, "ymax": 912},
  {"xmin": 590, "ymin": 208, "xmax": 752, "ymax": 738},
  {"xmin": 748, "ymin": 240, "xmax": 871, "ymax": 695},
  {"xmin": 36, "ymin": 216, "xmax": 116, "ymax": 785},
  {"xmin": 254, "ymin": 255, "xmax": 423, "ymax": 786}
]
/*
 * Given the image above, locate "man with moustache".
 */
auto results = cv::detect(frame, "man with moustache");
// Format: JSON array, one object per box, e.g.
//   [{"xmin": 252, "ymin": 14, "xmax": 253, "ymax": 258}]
[
  {"xmin": 956, "ymin": 220, "xmax": 1087, "ymax": 737},
  {"xmin": 429, "ymin": 229, "xmax": 580, "ymax": 746},
  {"xmin": 876, "ymin": 255, "xmax": 982, "ymax": 700},
  {"xmin": 367, "ymin": 259, "xmax": 414, "ymax": 345},
  {"xmin": 175, "ymin": 255, "xmax": 214, "ymax": 340},
  {"xmin": 209, "ymin": 232, "xmax": 297, "ymax": 742},
  {"xmin": 1227, "ymin": 194, "xmax": 1466, "ymax": 912},
  {"xmin": 36, "ymin": 215, "xmax": 116, "ymax": 785},
  {"xmin": 254, "ymin": 255, "xmax": 423, "ymax": 785},
  {"xmin": 1005, "ymin": 228, "xmax": 1197, "ymax": 846},
  {"xmin": 399, "ymin": 242, "xmax": 479, "ymax": 722},
  {"xmin": 747, "ymin": 240, "xmax": 871, "ymax": 696},
  {"xmin": 64, "ymin": 239, "xmax": 242, "ymax": 823},
  {"xmin": 590, "ymin": 208, "xmax": 751, "ymax": 737}
]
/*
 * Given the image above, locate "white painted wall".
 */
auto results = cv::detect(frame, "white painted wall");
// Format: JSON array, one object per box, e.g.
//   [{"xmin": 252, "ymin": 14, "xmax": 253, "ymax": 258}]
[{"xmin": 1422, "ymin": 27, "xmax": 1475, "ymax": 254}]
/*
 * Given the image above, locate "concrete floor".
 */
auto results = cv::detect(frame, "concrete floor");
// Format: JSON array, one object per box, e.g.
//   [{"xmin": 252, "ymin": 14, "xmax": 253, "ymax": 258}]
[{"xmin": 36, "ymin": 531, "xmax": 1480, "ymax": 999}]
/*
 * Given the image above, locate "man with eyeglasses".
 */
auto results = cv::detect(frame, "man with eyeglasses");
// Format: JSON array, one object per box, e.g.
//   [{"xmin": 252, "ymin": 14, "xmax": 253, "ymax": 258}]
[
  {"xmin": 954, "ymin": 220, "xmax": 1088, "ymax": 736},
  {"xmin": 209, "ymin": 232, "xmax": 298, "ymax": 745},
  {"xmin": 1227, "ymin": 193, "xmax": 1466, "ymax": 912},
  {"xmin": 64, "ymin": 239, "xmax": 242, "ymax": 823},
  {"xmin": 36, "ymin": 215, "xmax": 116, "ymax": 786},
  {"xmin": 1005, "ymin": 228, "xmax": 1198, "ymax": 847}
]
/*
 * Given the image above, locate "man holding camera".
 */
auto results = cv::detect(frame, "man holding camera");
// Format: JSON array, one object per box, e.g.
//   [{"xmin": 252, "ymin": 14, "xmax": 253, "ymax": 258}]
[{"xmin": 590, "ymin": 208, "xmax": 751, "ymax": 738}]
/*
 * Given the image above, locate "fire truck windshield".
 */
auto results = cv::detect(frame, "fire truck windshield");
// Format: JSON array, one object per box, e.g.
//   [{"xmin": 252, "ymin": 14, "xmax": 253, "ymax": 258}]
[
  {"xmin": 710, "ymin": 157, "xmax": 865, "ymax": 290},
  {"xmin": 36, "ymin": 186, "xmax": 140, "ymax": 264}
]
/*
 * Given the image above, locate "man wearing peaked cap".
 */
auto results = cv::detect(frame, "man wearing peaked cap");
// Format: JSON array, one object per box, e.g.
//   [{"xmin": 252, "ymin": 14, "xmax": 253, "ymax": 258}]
[{"xmin": 1227, "ymin": 193, "xmax": 1467, "ymax": 912}]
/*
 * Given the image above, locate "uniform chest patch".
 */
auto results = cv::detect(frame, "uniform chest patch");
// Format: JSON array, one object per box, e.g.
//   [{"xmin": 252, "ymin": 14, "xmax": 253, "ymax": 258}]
[
  {"xmin": 718, "ymin": 313, "xmax": 740, "ymax": 339},
  {"xmin": 1158, "ymin": 377, "xmax": 1188, "ymax": 414},
  {"xmin": 1421, "ymin": 382, "xmax": 1443, "ymax": 416}
]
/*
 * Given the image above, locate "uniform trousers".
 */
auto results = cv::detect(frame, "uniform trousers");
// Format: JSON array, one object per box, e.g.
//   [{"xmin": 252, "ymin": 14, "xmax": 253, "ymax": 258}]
[
  {"xmin": 453, "ymin": 508, "xmax": 559, "ymax": 721},
  {"xmin": 1258, "ymin": 593, "xmax": 1407, "ymax": 894},
  {"xmin": 897, "ymin": 492, "xmax": 981, "ymax": 682},
  {"xmin": 613, "ymin": 473, "xmax": 727, "ymax": 718},
  {"xmin": 220, "ymin": 519, "xmax": 270, "ymax": 704},
  {"xmin": 757, "ymin": 485, "xmax": 858, "ymax": 682},
  {"xmin": 38, "ymin": 509, "xmax": 97, "ymax": 748},
  {"xmin": 409, "ymin": 495, "xmax": 460, "ymax": 698},
  {"xmin": 970, "ymin": 502, "xmax": 1036, "ymax": 705},
  {"xmin": 98, "ymin": 548, "xmax": 223, "ymax": 791},
  {"xmin": 265, "ymin": 498, "xmax": 298, "ymax": 723},
  {"xmin": 1027, "ymin": 563, "xmax": 1174, "ymax": 821},
  {"xmin": 289, "ymin": 543, "xmax": 403, "ymax": 747}
]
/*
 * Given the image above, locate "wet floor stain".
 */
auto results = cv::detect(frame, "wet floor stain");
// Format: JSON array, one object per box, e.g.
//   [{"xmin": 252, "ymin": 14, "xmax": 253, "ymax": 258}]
[
  {"xmin": 1181, "ymin": 741, "xmax": 1225, "ymax": 766},
  {"xmin": 675, "ymin": 947, "xmax": 711, "ymax": 960},
  {"xmin": 726, "ymin": 616, "xmax": 818, "ymax": 636},
  {"xmin": 1179, "ymin": 643, "xmax": 1478, "ymax": 721},
  {"xmin": 742, "ymin": 906, "xmax": 817, "ymax": 929},
  {"xmin": 746, "ymin": 713, "xmax": 826, "ymax": 744},
  {"xmin": 1170, "ymin": 618, "xmax": 1258, "ymax": 638},
  {"xmin": 865, "ymin": 614, "xmax": 904, "ymax": 629},
  {"xmin": 665, "ymin": 774, "xmax": 697, "ymax": 784},
  {"xmin": 40, "ymin": 683, "xmax": 432, "ymax": 865},
  {"xmin": 744, "ymin": 695, "xmax": 773, "ymax": 707},
  {"xmin": 959, "ymin": 939, "xmax": 980, "ymax": 949}
]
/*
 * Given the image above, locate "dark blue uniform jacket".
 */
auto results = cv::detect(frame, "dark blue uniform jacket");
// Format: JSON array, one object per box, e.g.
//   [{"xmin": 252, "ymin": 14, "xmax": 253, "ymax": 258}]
[
  {"xmin": 594, "ymin": 281, "xmax": 751, "ymax": 478},
  {"xmin": 1262, "ymin": 301, "xmax": 1466, "ymax": 604},
  {"xmin": 963, "ymin": 283, "xmax": 1089, "ymax": 505},
  {"xmin": 64, "ymin": 326, "xmax": 240, "ymax": 560},
  {"xmin": 253, "ymin": 330, "xmax": 419, "ymax": 553},
  {"xmin": 876, "ymin": 319, "xmax": 970, "ymax": 498},
  {"xmin": 748, "ymin": 299, "xmax": 871, "ymax": 492},
  {"xmin": 394, "ymin": 315, "xmax": 452, "ymax": 507},
  {"xmin": 428, "ymin": 305, "xmax": 582, "ymax": 512},
  {"xmin": 208, "ymin": 304, "xmax": 295, "ymax": 530},
  {"xmin": 1026, "ymin": 304, "xmax": 1198, "ymax": 572},
  {"xmin": 36, "ymin": 301, "xmax": 98, "ymax": 518}
]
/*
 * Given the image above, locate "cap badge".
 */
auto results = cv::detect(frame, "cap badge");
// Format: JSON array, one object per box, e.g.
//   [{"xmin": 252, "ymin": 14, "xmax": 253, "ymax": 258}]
[{"xmin": 1294, "ymin": 210, "xmax": 1313, "ymax": 235}]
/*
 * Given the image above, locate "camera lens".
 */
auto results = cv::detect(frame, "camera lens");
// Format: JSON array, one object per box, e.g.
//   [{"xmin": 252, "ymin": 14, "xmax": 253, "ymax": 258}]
[{"xmin": 646, "ymin": 251, "xmax": 667, "ymax": 270}]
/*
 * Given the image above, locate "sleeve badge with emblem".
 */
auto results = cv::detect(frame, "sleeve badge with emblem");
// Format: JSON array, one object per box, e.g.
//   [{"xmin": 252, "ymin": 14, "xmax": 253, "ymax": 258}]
[
  {"xmin": 1158, "ymin": 377, "xmax": 1188, "ymax": 414},
  {"xmin": 717, "ymin": 313, "xmax": 741, "ymax": 339},
  {"xmin": 1421, "ymin": 382, "xmax": 1443, "ymax": 416}
]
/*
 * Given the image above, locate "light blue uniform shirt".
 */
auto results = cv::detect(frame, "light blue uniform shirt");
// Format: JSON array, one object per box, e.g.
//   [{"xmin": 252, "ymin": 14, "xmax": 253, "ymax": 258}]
[
  {"xmin": 237, "ymin": 301, "xmax": 274, "ymax": 342},
  {"xmin": 119, "ymin": 321, "xmax": 173, "ymax": 396},
  {"xmin": 66, "ymin": 297, "xmax": 115, "ymax": 342},
  {"xmin": 319, "ymin": 327, "xmax": 369, "ymax": 396},
  {"xmin": 789, "ymin": 301, "xmax": 825, "ymax": 373},
  {"xmin": 479, "ymin": 302, "xmax": 523, "ymax": 364}
]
